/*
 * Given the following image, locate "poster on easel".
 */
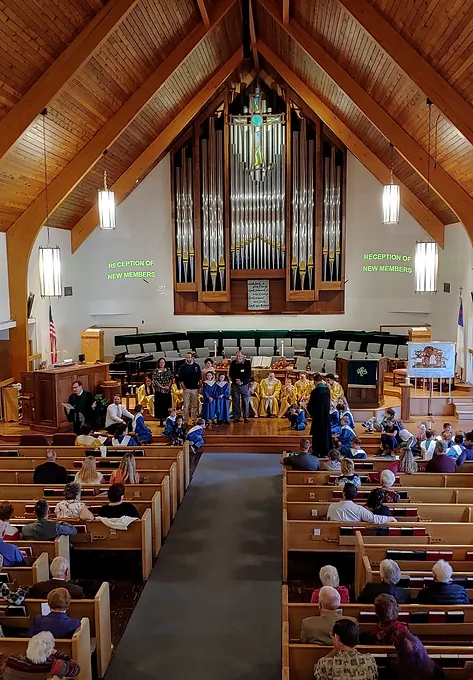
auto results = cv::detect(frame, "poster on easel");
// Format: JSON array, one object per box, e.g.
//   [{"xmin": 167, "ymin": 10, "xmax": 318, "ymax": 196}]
[{"xmin": 407, "ymin": 342, "xmax": 455, "ymax": 379}]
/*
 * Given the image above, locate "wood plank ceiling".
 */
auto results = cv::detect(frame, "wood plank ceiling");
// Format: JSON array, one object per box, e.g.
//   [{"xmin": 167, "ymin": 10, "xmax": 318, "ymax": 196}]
[{"xmin": 1, "ymin": 0, "xmax": 473, "ymax": 236}]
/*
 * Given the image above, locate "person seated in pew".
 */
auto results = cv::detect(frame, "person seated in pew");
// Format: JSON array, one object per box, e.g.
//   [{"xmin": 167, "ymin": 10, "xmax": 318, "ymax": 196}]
[
  {"xmin": 74, "ymin": 424, "xmax": 103, "ymax": 448},
  {"xmin": 388, "ymin": 631, "xmax": 446, "ymax": 680},
  {"xmin": 311, "ymin": 565, "xmax": 350, "ymax": 604},
  {"xmin": 456, "ymin": 430, "xmax": 473, "ymax": 465},
  {"xmin": 336, "ymin": 459, "xmax": 361, "ymax": 488},
  {"xmin": 378, "ymin": 469, "xmax": 400, "ymax": 503},
  {"xmin": 0, "ymin": 502, "xmax": 20, "ymax": 540},
  {"xmin": 320, "ymin": 448, "xmax": 342, "ymax": 472},
  {"xmin": 287, "ymin": 404, "xmax": 307, "ymax": 431},
  {"xmin": 186, "ymin": 418, "xmax": 206, "ymax": 452},
  {"xmin": 97, "ymin": 483, "xmax": 140, "ymax": 519},
  {"xmin": 345, "ymin": 436, "xmax": 367, "ymax": 460},
  {"xmin": 0, "ymin": 520, "xmax": 25, "ymax": 567},
  {"xmin": 362, "ymin": 594, "xmax": 409, "ymax": 645},
  {"xmin": 327, "ymin": 483, "xmax": 396, "ymax": 524},
  {"xmin": 313, "ymin": 619, "xmax": 379, "ymax": 680},
  {"xmin": 132, "ymin": 405, "xmax": 152, "ymax": 444},
  {"xmin": 280, "ymin": 438, "xmax": 319, "ymax": 471},
  {"xmin": 416, "ymin": 559, "xmax": 469, "ymax": 605},
  {"xmin": 74, "ymin": 456, "xmax": 104, "ymax": 486},
  {"xmin": 110, "ymin": 422, "xmax": 139, "ymax": 447},
  {"xmin": 33, "ymin": 450, "xmax": 68, "ymax": 486},
  {"xmin": 169, "ymin": 415, "xmax": 186, "ymax": 446},
  {"xmin": 365, "ymin": 489, "xmax": 392, "ymax": 518},
  {"xmin": 22, "ymin": 501, "xmax": 77, "ymax": 541},
  {"xmin": 357, "ymin": 558, "xmax": 410, "ymax": 604},
  {"xmin": 300, "ymin": 586, "xmax": 357, "ymax": 645},
  {"xmin": 425, "ymin": 441, "xmax": 456, "ymax": 473},
  {"xmin": 54, "ymin": 482, "xmax": 94, "ymax": 522},
  {"xmin": 29, "ymin": 556, "xmax": 84, "ymax": 599},
  {"xmin": 162, "ymin": 407, "xmax": 177, "ymax": 437},
  {"xmin": 0, "ymin": 630, "xmax": 80, "ymax": 680},
  {"xmin": 447, "ymin": 432, "xmax": 464, "ymax": 458},
  {"xmin": 28, "ymin": 588, "xmax": 80, "ymax": 639},
  {"xmin": 109, "ymin": 452, "xmax": 140, "ymax": 485},
  {"xmin": 420, "ymin": 429, "xmax": 437, "ymax": 461}
]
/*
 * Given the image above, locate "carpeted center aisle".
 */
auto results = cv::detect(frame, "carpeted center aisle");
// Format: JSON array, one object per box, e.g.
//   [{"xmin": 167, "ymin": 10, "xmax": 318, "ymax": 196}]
[{"xmin": 105, "ymin": 453, "xmax": 282, "ymax": 680}]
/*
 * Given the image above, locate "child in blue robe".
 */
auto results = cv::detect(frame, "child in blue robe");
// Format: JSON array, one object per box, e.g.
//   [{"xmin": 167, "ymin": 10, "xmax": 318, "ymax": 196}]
[
  {"xmin": 132, "ymin": 405, "xmax": 152, "ymax": 444},
  {"xmin": 337, "ymin": 398, "xmax": 355, "ymax": 430},
  {"xmin": 330, "ymin": 402, "xmax": 341, "ymax": 436},
  {"xmin": 287, "ymin": 404, "xmax": 307, "ymax": 430},
  {"xmin": 162, "ymin": 409, "xmax": 177, "ymax": 438},
  {"xmin": 187, "ymin": 419, "xmax": 206, "ymax": 451},
  {"xmin": 337, "ymin": 416, "xmax": 356, "ymax": 456},
  {"xmin": 215, "ymin": 373, "xmax": 230, "ymax": 424},
  {"xmin": 202, "ymin": 372, "xmax": 218, "ymax": 424}
]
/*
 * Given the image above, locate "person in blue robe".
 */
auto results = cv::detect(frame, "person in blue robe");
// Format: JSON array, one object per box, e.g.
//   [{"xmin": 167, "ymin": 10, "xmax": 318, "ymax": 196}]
[
  {"xmin": 330, "ymin": 403, "xmax": 341, "ymax": 436},
  {"xmin": 132, "ymin": 405, "xmax": 152, "ymax": 444},
  {"xmin": 187, "ymin": 420, "xmax": 205, "ymax": 451},
  {"xmin": 287, "ymin": 405, "xmax": 307, "ymax": 430},
  {"xmin": 215, "ymin": 374, "xmax": 231, "ymax": 424},
  {"xmin": 337, "ymin": 417, "xmax": 356, "ymax": 456},
  {"xmin": 202, "ymin": 372, "xmax": 218, "ymax": 424},
  {"xmin": 162, "ymin": 409, "xmax": 177, "ymax": 437}
]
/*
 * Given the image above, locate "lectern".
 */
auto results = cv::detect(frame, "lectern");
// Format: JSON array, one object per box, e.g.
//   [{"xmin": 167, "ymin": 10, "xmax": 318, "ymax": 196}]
[{"xmin": 336, "ymin": 357, "xmax": 388, "ymax": 408}]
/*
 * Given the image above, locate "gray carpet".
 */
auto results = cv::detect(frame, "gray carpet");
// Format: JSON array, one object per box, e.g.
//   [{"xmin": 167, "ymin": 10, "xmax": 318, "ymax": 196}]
[{"xmin": 105, "ymin": 453, "xmax": 282, "ymax": 680}]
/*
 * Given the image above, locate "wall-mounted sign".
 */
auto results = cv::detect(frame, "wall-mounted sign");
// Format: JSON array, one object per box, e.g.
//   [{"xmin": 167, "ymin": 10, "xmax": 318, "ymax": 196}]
[
  {"xmin": 248, "ymin": 279, "xmax": 270, "ymax": 311},
  {"xmin": 362, "ymin": 252, "xmax": 412, "ymax": 274},
  {"xmin": 107, "ymin": 260, "xmax": 156, "ymax": 280}
]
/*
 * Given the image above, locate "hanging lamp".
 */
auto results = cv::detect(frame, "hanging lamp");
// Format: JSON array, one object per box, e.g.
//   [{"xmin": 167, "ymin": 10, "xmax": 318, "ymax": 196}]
[
  {"xmin": 415, "ymin": 99, "xmax": 438, "ymax": 294},
  {"xmin": 382, "ymin": 143, "xmax": 400, "ymax": 224},
  {"xmin": 38, "ymin": 109, "xmax": 62, "ymax": 298},
  {"xmin": 98, "ymin": 152, "xmax": 116, "ymax": 230}
]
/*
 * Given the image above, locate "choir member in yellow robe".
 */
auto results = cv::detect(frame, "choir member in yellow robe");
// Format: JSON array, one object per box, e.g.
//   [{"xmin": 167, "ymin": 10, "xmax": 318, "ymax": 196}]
[
  {"xmin": 294, "ymin": 372, "xmax": 314, "ymax": 412},
  {"xmin": 137, "ymin": 376, "xmax": 155, "ymax": 414},
  {"xmin": 171, "ymin": 381, "xmax": 184, "ymax": 411},
  {"xmin": 326, "ymin": 373, "xmax": 344, "ymax": 403},
  {"xmin": 259, "ymin": 371, "xmax": 282, "ymax": 417},
  {"xmin": 278, "ymin": 377, "xmax": 297, "ymax": 417},
  {"xmin": 249, "ymin": 378, "xmax": 260, "ymax": 418}
]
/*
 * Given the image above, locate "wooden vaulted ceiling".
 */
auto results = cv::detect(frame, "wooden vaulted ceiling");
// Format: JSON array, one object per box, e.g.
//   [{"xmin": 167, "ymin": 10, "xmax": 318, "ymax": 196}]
[{"xmin": 2, "ymin": 0, "xmax": 473, "ymax": 249}]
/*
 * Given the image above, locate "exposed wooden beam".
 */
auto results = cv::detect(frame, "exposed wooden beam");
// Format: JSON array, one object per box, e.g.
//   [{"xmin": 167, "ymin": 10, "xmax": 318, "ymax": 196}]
[
  {"xmin": 0, "ymin": 0, "xmax": 139, "ymax": 163},
  {"xmin": 337, "ymin": 0, "xmax": 473, "ymax": 150},
  {"xmin": 249, "ymin": 0, "xmax": 260, "ymax": 71},
  {"xmin": 282, "ymin": 0, "xmax": 289, "ymax": 24},
  {"xmin": 196, "ymin": 0, "xmax": 211, "ymax": 27},
  {"xmin": 257, "ymin": 40, "xmax": 445, "ymax": 247},
  {"xmin": 71, "ymin": 48, "xmax": 244, "ymax": 253},
  {"xmin": 260, "ymin": 0, "xmax": 473, "ymax": 237}
]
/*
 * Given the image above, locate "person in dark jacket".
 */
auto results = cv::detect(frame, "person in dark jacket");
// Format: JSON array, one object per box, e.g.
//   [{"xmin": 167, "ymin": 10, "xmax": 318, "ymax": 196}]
[
  {"xmin": 28, "ymin": 588, "xmax": 80, "ymax": 639},
  {"xmin": 457, "ymin": 431, "xmax": 473, "ymax": 466},
  {"xmin": 281, "ymin": 439, "xmax": 319, "ymax": 471},
  {"xmin": 425, "ymin": 441, "xmax": 456, "ymax": 473},
  {"xmin": 21, "ymin": 500, "xmax": 77, "ymax": 541},
  {"xmin": 178, "ymin": 352, "xmax": 202, "ymax": 422},
  {"xmin": 365, "ymin": 489, "xmax": 392, "ymax": 517},
  {"xmin": 28, "ymin": 556, "xmax": 84, "ymax": 599},
  {"xmin": 228, "ymin": 350, "xmax": 252, "ymax": 423},
  {"xmin": 416, "ymin": 559, "xmax": 469, "ymax": 604},
  {"xmin": 358, "ymin": 558, "xmax": 411, "ymax": 604},
  {"xmin": 33, "ymin": 450, "xmax": 69, "ymax": 485}
]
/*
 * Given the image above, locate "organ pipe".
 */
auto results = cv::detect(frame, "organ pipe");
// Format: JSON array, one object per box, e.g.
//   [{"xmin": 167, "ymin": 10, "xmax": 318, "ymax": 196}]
[
  {"xmin": 174, "ymin": 147, "xmax": 195, "ymax": 283},
  {"xmin": 201, "ymin": 117, "xmax": 225, "ymax": 291},
  {"xmin": 322, "ymin": 143, "xmax": 342, "ymax": 282}
]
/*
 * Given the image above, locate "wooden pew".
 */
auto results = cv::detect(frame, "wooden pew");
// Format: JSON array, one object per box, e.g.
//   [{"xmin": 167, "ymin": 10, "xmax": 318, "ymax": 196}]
[
  {"xmin": 285, "ymin": 484, "xmax": 460, "ymax": 504},
  {"xmin": 285, "ymin": 469, "xmax": 473, "ymax": 488},
  {"xmin": 285, "ymin": 501, "xmax": 473, "ymax": 523},
  {"xmin": 0, "ymin": 583, "xmax": 111, "ymax": 677},
  {"xmin": 3, "ymin": 551, "xmax": 50, "ymax": 587},
  {"xmin": 5, "ymin": 535, "xmax": 70, "ymax": 565}
]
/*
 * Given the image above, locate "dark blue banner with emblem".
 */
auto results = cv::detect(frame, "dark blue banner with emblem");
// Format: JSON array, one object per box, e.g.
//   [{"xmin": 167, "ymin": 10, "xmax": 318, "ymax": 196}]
[{"xmin": 347, "ymin": 360, "xmax": 378, "ymax": 386}]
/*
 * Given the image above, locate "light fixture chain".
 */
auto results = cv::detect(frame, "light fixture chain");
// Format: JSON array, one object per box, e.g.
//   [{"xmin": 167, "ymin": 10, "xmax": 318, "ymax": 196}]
[{"xmin": 42, "ymin": 110, "xmax": 51, "ymax": 244}]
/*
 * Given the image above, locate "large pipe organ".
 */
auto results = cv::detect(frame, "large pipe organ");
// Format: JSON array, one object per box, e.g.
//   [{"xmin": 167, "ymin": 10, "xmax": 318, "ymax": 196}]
[{"xmin": 171, "ymin": 82, "xmax": 346, "ymax": 315}]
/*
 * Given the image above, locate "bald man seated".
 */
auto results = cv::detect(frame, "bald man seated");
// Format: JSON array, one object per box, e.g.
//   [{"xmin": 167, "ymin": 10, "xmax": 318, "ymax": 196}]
[
  {"xmin": 300, "ymin": 586, "xmax": 357, "ymax": 645},
  {"xmin": 33, "ymin": 450, "xmax": 69, "ymax": 485}
]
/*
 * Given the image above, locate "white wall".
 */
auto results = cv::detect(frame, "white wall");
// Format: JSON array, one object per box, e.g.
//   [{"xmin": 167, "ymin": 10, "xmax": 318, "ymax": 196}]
[
  {"xmin": 0, "ymin": 233, "xmax": 10, "ymax": 324},
  {"xmin": 28, "ymin": 151, "xmax": 463, "ymax": 358}
]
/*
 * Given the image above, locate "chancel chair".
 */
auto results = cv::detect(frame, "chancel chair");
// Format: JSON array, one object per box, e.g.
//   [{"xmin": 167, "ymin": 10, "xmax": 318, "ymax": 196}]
[
  {"xmin": 310, "ymin": 347, "xmax": 323, "ymax": 360},
  {"xmin": 195, "ymin": 347, "xmax": 209, "ymax": 358},
  {"xmin": 334, "ymin": 340, "xmax": 347, "ymax": 352},
  {"xmin": 243, "ymin": 346, "xmax": 257, "ymax": 356},
  {"xmin": 224, "ymin": 346, "xmax": 240, "ymax": 356},
  {"xmin": 258, "ymin": 347, "xmax": 273, "ymax": 356},
  {"xmin": 204, "ymin": 339, "xmax": 219, "ymax": 350},
  {"xmin": 176, "ymin": 340, "xmax": 191, "ymax": 351},
  {"xmin": 324, "ymin": 359, "xmax": 336, "ymax": 375},
  {"xmin": 336, "ymin": 350, "xmax": 351, "ymax": 359},
  {"xmin": 51, "ymin": 433, "xmax": 77, "ymax": 446},
  {"xmin": 292, "ymin": 338, "xmax": 307, "ymax": 353},
  {"xmin": 322, "ymin": 349, "xmax": 336, "ymax": 361},
  {"xmin": 223, "ymin": 338, "xmax": 238, "ymax": 347},
  {"xmin": 240, "ymin": 339, "xmax": 256, "ymax": 347},
  {"xmin": 19, "ymin": 434, "xmax": 49, "ymax": 446},
  {"xmin": 348, "ymin": 341, "xmax": 362, "ymax": 352},
  {"xmin": 295, "ymin": 356, "xmax": 310, "ymax": 372},
  {"xmin": 397, "ymin": 345, "xmax": 408, "ymax": 360},
  {"xmin": 367, "ymin": 342, "xmax": 381, "ymax": 354},
  {"xmin": 160, "ymin": 341, "xmax": 175, "ymax": 352},
  {"xmin": 280, "ymin": 346, "xmax": 295, "ymax": 359},
  {"xmin": 383, "ymin": 344, "xmax": 398, "ymax": 359},
  {"xmin": 309, "ymin": 358, "xmax": 325, "ymax": 374},
  {"xmin": 317, "ymin": 338, "xmax": 330, "ymax": 350},
  {"xmin": 351, "ymin": 351, "xmax": 368, "ymax": 360}
]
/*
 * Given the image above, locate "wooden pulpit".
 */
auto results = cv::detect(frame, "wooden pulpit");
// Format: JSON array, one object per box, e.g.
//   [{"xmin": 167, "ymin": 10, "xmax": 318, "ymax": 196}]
[{"xmin": 336, "ymin": 357, "xmax": 388, "ymax": 408}]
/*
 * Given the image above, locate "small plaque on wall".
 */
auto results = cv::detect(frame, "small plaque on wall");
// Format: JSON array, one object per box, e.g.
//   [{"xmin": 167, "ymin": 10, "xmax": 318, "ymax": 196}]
[{"xmin": 248, "ymin": 279, "xmax": 270, "ymax": 311}]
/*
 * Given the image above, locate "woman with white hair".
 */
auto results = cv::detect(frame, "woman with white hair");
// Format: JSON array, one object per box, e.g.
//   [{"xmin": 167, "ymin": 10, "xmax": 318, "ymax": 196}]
[
  {"xmin": 357, "ymin": 558, "xmax": 411, "ymax": 604},
  {"xmin": 1, "ymin": 630, "xmax": 80, "ymax": 678},
  {"xmin": 310, "ymin": 565, "xmax": 350, "ymax": 603},
  {"xmin": 417, "ymin": 559, "xmax": 469, "ymax": 605},
  {"xmin": 379, "ymin": 469, "xmax": 400, "ymax": 503}
]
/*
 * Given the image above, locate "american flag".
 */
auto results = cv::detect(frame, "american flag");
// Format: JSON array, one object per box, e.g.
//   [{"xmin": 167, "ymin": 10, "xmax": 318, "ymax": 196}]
[{"xmin": 49, "ymin": 305, "xmax": 57, "ymax": 363}]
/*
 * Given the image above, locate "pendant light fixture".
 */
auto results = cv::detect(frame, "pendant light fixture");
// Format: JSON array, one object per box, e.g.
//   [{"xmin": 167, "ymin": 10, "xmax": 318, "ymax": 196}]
[
  {"xmin": 38, "ymin": 109, "xmax": 62, "ymax": 298},
  {"xmin": 415, "ymin": 99, "xmax": 438, "ymax": 294},
  {"xmin": 98, "ymin": 151, "xmax": 116, "ymax": 230},
  {"xmin": 382, "ymin": 143, "xmax": 400, "ymax": 224}
]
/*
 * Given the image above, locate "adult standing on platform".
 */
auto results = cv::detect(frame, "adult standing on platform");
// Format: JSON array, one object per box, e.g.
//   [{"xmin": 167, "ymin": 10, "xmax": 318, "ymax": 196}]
[
  {"xmin": 65, "ymin": 381, "xmax": 96, "ymax": 435},
  {"xmin": 152, "ymin": 358, "xmax": 174, "ymax": 427},
  {"xmin": 229, "ymin": 350, "xmax": 251, "ymax": 423},
  {"xmin": 178, "ymin": 352, "xmax": 202, "ymax": 423},
  {"xmin": 307, "ymin": 373, "xmax": 331, "ymax": 456}
]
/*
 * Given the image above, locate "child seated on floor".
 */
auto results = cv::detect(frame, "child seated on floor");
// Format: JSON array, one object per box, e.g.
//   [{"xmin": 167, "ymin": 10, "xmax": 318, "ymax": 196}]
[
  {"xmin": 187, "ymin": 418, "xmax": 206, "ymax": 452},
  {"xmin": 346, "ymin": 436, "xmax": 367, "ymax": 459},
  {"xmin": 162, "ymin": 408, "xmax": 177, "ymax": 437},
  {"xmin": 169, "ymin": 414, "xmax": 186, "ymax": 446},
  {"xmin": 287, "ymin": 404, "xmax": 307, "ymax": 431},
  {"xmin": 335, "ymin": 416, "xmax": 356, "ymax": 456}
]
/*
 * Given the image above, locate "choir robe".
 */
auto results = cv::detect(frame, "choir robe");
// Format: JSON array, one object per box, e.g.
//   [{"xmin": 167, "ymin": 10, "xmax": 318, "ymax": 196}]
[
  {"xmin": 330, "ymin": 381, "xmax": 345, "ymax": 403},
  {"xmin": 330, "ymin": 410, "xmax": 341, "ymax": 436},
  {"xmin": 342, "ymin": 410, "xmax": 355, "ymax": 429},
  {"xmin": 259, "ymin": 378, "xmax": 282, "ymax": 416},
  {"xmin": 137, "ymin": 383, "xmax": 155, "ymax": 413},
  {"xmin": 171, "ymin": 383, "xmax": 183, "ymax": 410},
  {"xmin": 216, "ymin": 381, "xmax": 230, "ymax": 422},
  {"xmin": 162, "ymin": 415, "xmax": 176, "ymax": 437},
  {"xmin": 202, "ymin": 380, "xmax": 218, "ymax": 422},
  {"xmin": 249, "ymin": 383, "xmax": 260, "ymax": 417},
  {"xmin": 132, "ymin": 413, "xmax": 152, "ymax": 444},
  {"xmin": 288, "ymin": 409, "xmax": 307, "ymax": 430},
  {"xmin": 338, "ymin": 424, "xmax": 356, "ymax": 456},
  {"xmin": 295, "ymin": 379, "xmax": 314, "ymax": 407},
  {"xmin": 187, "ymin": 425, "xmax": 205, "ymax": 450},
  {"xmin": 278, "ymin": 384, "xmax": 297, "ymax": 418}
]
